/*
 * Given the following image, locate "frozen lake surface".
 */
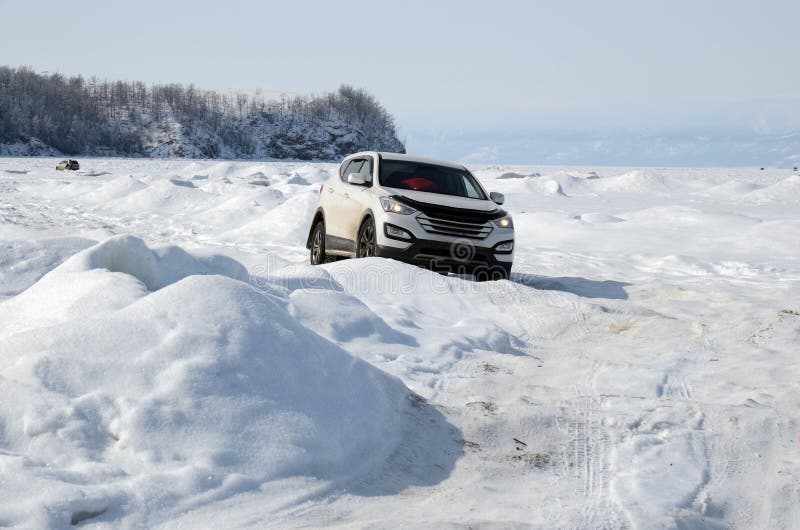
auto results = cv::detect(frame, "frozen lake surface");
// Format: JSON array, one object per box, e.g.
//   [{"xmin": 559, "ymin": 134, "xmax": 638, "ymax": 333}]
[{"xmin": 1, "ymin": 157, "xmax": 798, "ymax": 528}]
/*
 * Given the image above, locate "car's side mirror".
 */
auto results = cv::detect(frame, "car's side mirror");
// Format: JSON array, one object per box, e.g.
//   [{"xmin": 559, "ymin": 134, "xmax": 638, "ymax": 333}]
[
  {"xmin": 490, "ymin": 191, "xmax": 505, "ymax": 205},
  {"xmin": 347, "ymin": 172, "xmax": 367, "ymax": 186}
]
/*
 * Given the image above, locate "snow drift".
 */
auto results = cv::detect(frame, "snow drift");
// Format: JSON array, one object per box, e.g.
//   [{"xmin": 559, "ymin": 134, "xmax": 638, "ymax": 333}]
[{"xmin": 0, "ymin": 236, "xmax": 451, "ymax": 528}]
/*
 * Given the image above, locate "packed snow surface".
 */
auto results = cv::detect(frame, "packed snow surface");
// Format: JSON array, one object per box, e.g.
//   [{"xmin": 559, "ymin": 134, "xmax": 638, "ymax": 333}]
[{"xmin": 1, "ymin": 157, "xmax": 799, "ymax": 528}]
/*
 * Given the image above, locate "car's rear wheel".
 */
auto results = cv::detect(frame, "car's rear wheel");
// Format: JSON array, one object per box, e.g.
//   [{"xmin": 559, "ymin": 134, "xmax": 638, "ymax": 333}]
[
  {"xmin": 357, "ymin": 218, "xmax": 376, "ymax": 258},
  {"xmin": 309, "ymin": 221, "xmax": 327, "ymax": 265}
]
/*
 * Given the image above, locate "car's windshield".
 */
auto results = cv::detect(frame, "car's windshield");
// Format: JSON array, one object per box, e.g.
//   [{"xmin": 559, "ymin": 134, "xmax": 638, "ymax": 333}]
[{"xmin": 379, "ymin": 160, "xmax": 486, "ymax": 199}]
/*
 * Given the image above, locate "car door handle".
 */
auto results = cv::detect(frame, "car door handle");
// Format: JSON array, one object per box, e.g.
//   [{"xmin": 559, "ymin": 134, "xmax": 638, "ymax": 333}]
[
  {"xmin": 344, "ymin": 192, "xmax": 350, "ymax": 199},
  {"xmin": 328, "ymin": 187, "xmax": 334, "ymax": 193}
]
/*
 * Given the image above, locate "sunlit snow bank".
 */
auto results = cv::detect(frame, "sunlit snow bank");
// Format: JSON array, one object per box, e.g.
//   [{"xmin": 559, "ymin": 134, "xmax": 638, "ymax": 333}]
[
  {"xmin": 0, "ymin": 236, "xmax": 454, "ymax": 528},
  {"xmin": 0, "ymin": 237, "xmax": 95, "ymax": 300}
]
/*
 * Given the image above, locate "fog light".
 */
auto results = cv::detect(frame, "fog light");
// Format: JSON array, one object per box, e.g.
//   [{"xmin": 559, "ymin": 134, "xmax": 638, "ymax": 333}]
[
  {"xmin": 495, "ymin": 241, "xmax": 514, "ymax": 252},
  {"xmin": 385, "ymin": 223, "xmax": 412, "ymax": 240}
]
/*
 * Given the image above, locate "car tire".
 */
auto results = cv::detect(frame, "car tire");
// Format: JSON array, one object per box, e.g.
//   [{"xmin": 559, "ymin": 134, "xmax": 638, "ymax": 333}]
[
  {"xmin": 309, "ymin": 220, "xmax": 327, "ymax": 265},
  {"xmin": 497, "ymin": 263, "xmax": 512, "ymax": 280},
  {"xmin": 357, "ymin": 218, "xmax": 376, "ymax": 258}
]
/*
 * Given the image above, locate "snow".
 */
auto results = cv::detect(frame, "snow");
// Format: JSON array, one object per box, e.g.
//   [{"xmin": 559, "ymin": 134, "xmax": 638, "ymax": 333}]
[
  {"xmin": 1, "ymin": 156, "xmax": 799, "ymax": 528},
  {"xmin": 0, "ymin": 235, "xmax": 433, "ymax": 528},
  {"xmin": 0, "ymin": 237, "xmax": 95, "ymax": 300},
  {"xmin": 0, "ymin": 138, "xmax": 62, "ymax": 157}
]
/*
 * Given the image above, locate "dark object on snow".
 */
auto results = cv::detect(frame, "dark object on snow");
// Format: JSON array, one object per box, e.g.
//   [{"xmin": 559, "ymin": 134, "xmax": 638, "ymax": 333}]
[
  {"xmin": 760, "ymin": 167, "xmax": 765, "ymax": 170},
  {"xmin": 56, "ymin": 159, "xmax": 80, "ymax": 171},
  {"xmin": 794, "ymin": 167, "xmax": 798, "ymax": 172}
]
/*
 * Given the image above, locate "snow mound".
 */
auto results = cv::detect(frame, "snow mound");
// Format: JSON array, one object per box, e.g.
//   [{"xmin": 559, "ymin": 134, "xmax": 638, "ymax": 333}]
[
  {"xmin": 497, "ymin": 171, "xmax": 539, "ymax": 179},
  {"xmin": 697, "ymin": 179, "xmax": 765, "ymax": 198},
  {"xmin": 286, "ymin": 174, "xmax": 310, "ymax": 185},
  {"xmin": 227, "ymin": 190, "xmax": 321, "ymax": 245},
  {"xmin": 745, "ymin": 174, "xmax": 800, "ymax": 203},
  {"xmin": 0, "ymin": 235, "xmax": 250, "ymax": 340},
  {"xmin": 533, "ymin": 178, "xmax": 566, "ymax": 196},
  {"xmin": 520, "ymin": 172, "xmax": 597, "ymax": 197},
  {"xmin": 247, "ymin": 172, "xmax": 271, "ymax": 187},
  {"xmin": 289, "ymin": 289, "xmax": 418, "ymax": 345},
  {"xmin": 0, "ymin": 237, "xmax": 96, "ymax": 298},
  {"xmin": 291, "ymin": 164, "xmax": 337, "ymax": 184},
  {"xmin": 71, "ymin": 175, "xmax": 147, "ymax": 203},
  {"xmin": 106, "ymin": 177, "xmax": 218, "ymax": 214},
  {"xmin": 0, "ymin": 237, "xmax": 432, "ymax": 527},
  {"xmin": 590, "ymin": 169, "xmax": 672, "ymax": 194},
  {"xmin": 319, "ymin": 258, "xmax": 533, "ymax": 358},
  {"xmin": 60, "ymin": 234, "xmax": 248, "ymax": 291}
]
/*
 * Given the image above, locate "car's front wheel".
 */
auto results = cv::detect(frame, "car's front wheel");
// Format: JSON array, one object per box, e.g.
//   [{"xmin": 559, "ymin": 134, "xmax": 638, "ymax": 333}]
[
  {"xmin": 357, "ymin": 218, "xmax": 376, "ymax": 258},
  {"xmin": 309, "ymin": 221, "xmax": 327, "ymax": 265}
]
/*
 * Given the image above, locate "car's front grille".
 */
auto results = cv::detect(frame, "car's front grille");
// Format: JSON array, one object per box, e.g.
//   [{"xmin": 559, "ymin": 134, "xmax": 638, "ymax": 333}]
[{"xmin": 416, "ymin": 215, "xmax": 493, "ymax": 239}]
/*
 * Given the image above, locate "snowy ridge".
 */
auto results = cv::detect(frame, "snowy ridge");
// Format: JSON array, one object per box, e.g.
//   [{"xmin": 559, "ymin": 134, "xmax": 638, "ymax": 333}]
[
  {"xmin": 0, "ymin": 236, "xmax": 453, "ymax": 528},
  {"xmin": 1, "ymin": 157, "xmax": 799, "ymax": 528}
]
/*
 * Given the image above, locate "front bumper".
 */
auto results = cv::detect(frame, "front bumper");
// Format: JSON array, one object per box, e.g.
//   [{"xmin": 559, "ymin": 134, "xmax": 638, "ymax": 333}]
[
  {"xmin": 376, "ymin": 237, "xmax": 512, "ymax": 274},
  {"xmin": 372, "ymin": 205, "xmax": 515, "ymax": 274}
]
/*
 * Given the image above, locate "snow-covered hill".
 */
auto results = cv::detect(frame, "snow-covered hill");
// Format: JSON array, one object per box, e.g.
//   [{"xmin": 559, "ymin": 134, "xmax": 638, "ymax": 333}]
[
  {"xmin": 0, "ymin": 67, "xmax": 404, "ymax": 160},
  {"xmin": 1, "ymin": 157, "xmax": 798, "ymax": 528}
]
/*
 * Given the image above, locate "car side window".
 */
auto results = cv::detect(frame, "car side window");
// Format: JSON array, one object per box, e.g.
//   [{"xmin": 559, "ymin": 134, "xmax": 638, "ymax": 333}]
[
  {"xmin": 359, "ymin": 158, "xmax": 373, "ymax": 183},
  {"xmin": 341, "ymin": 159, "xmax": 364, "ymax": 182},
  {"xmin": 340, "ymin": 160, "xmax": 354, "ymax": 180},
  {"xmin": 463, "ymin": 178, "xmax": 481, "ymax": 198}
]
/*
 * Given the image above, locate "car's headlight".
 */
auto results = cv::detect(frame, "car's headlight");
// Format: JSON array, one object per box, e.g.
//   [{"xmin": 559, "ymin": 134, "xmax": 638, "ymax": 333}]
[
  {"xmin": 493, "ymin": 215, "xmax": 513, "ymax": 229},
  {"xmin": 380, "ymin": 197, "xmax": 416, "ymax": 215}
]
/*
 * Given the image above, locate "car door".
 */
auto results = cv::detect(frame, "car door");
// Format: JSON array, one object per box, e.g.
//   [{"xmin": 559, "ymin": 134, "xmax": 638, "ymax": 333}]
[
  {"xmin": 340, "ymin": 156, "xmax": 375, "ymax": 242},
  {"xmin": 324, "ymin": 158, "xmax": 364, "ymax": 249}
]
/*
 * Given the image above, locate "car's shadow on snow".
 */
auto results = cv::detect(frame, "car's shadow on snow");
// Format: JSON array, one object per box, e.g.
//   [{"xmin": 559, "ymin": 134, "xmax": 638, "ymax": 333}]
[
  {"xmin": 342, "ymin": 394, "xmax": 463, "ymax": 497},
  {"xmin": 511, "ymin": 272, "xmax": 631, "ymax": 300}
]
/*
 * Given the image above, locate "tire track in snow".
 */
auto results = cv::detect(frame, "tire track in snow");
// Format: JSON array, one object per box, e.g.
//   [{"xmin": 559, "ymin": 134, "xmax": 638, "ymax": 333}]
[
  {"xmin": 568, "ymin": 378, "xmax": 628, "ymax": 529},
  {"xmin": 651, "ymin": 347, "xmax": 790, "ymax": 529},
  {"xmin": 703, "ymin": 404, "xmax": 797, "ymax": 529},
  {"xmin": 656, "ymin": 359, "xmax": 717, "ymax": 525},
  {"xmin": 657, "ymin": 373, "xmax": 695, "ymax": 401}
]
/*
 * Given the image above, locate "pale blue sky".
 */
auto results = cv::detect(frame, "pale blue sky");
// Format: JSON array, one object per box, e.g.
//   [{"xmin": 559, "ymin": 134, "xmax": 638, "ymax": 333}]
[{"xmin": 2, "ymin": 0, "xmax": 799, "ymax": 162}]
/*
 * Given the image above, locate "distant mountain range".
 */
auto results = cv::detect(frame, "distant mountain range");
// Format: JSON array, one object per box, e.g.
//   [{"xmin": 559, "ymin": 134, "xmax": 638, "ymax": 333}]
[
  {"xmin": 408, "ymin": 129, "xmax": 800, "ymax": 168},
  {"xmin": 0, "ymin": 66, "xmax": 404, "ymax": 160},
  {"xmin": 403, "ymin": 95, "xmax": 800, "ymax": 167}
]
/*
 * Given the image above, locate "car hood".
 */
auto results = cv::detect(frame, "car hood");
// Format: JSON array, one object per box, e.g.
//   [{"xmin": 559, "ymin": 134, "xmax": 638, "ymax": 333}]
[{"xmin": 385, "ymin": 188, "xmax": 498, "ymax": 213}]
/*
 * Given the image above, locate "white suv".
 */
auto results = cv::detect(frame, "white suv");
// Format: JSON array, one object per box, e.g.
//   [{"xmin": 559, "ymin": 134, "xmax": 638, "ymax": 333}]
[{"xmin": 306, "ymin": 152, "xmax": 514, "ymax": 279}]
